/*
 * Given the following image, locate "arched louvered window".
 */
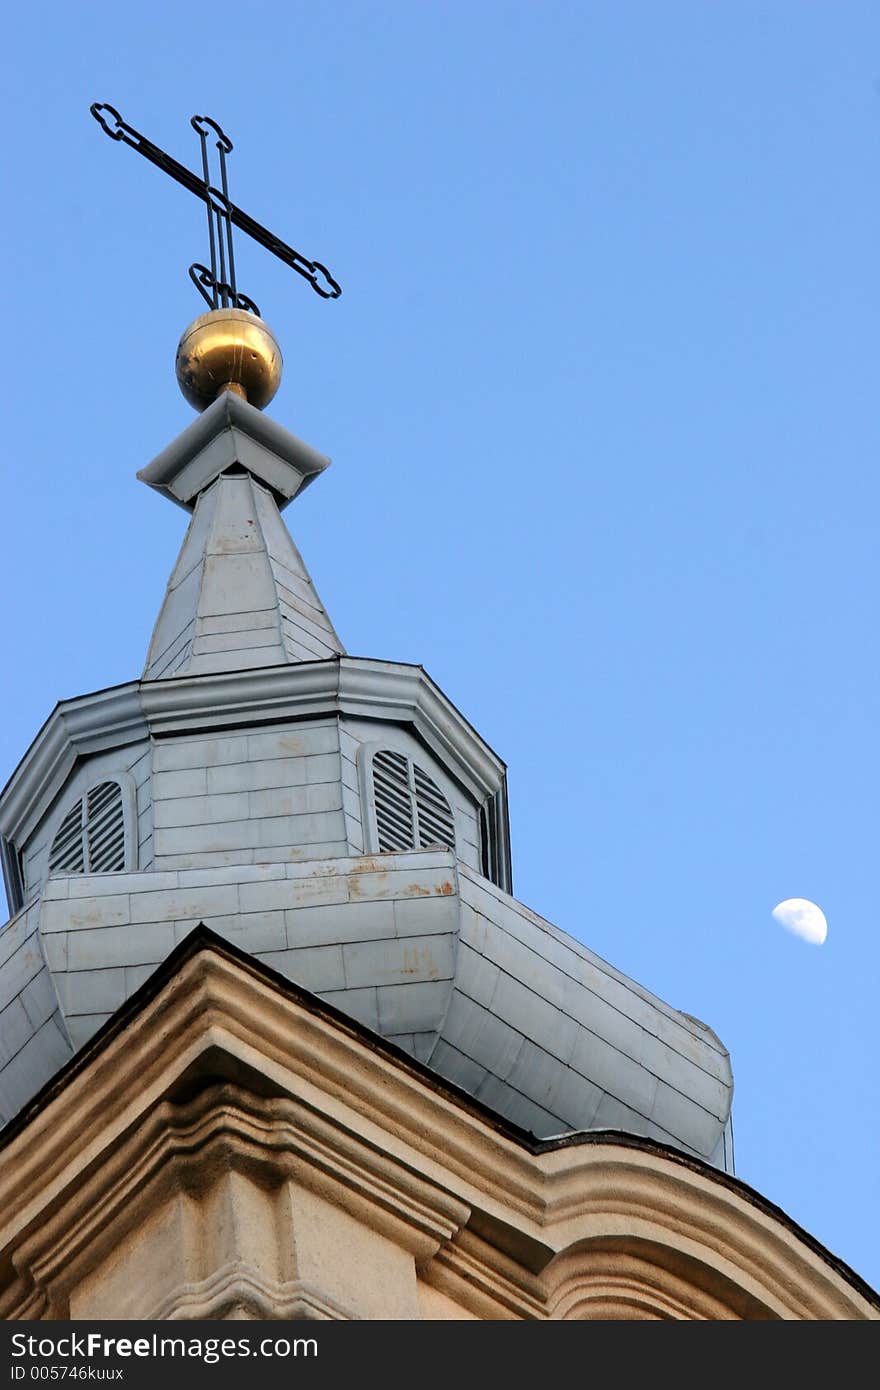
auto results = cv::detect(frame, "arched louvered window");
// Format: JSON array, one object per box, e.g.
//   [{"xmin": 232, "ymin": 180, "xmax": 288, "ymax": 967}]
[
  {"xmin": 48, "ymin": 781, "xmax": 127, "ymax": 876},
  {"xmin": 372, "ymin": 749, "xmax": 456, "ymax": 853}
]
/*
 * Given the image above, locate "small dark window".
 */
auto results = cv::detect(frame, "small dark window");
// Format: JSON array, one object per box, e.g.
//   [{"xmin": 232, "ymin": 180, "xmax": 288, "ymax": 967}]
[
  {"xmin": 48, "ymin": 781, "xmax": 127, "ymax": 876},
  {"xmin": 373, "ymin": 750, "xmax": 455, "ymax": 853}
]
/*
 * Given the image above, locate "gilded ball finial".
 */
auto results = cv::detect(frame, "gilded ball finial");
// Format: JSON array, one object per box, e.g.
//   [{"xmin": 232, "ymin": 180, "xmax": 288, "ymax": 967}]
[{"xmin": 176, "ymin": 308, "xmax": 283, "ymax": 412}]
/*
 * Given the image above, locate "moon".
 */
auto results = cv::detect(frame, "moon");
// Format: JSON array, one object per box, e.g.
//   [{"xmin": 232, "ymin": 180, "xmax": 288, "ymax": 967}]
[{"xmin": 771, "ymin": 898, "xmax": 827, "ymax": 946}]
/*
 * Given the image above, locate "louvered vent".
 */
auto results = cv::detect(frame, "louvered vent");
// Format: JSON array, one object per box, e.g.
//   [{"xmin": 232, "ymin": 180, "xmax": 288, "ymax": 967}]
[
  {"xmin": 86, "ymin": 782, "xmax": 126, "ymax": 872},
  {"xmin": 48, "ymin": 802, "xmax": 85, "ymax": 875},
  {"xmin": 372, "ymin": 750, "xmax": 455, "ymax": 854},
  {"xmin": 413, "ymin": 764, "xmax": 456, "ymax": 849},
  {"xmin": 48, "ymin": 781, "xmax": 126, "ymax": 876},
  {"xmin": 373, "ymin": 750, "xmax": 415, "ymax": 851}
]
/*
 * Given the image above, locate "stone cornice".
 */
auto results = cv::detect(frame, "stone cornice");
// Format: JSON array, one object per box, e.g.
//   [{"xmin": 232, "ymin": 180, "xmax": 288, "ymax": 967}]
[
  {"xmin": 138, "ymin": 659, "xmax": 335, "ymax": 725},
  {"xmin": 8, "ymin": 1084, "xmax": 468, "ymax": 1319},
  {"xmin": 0, "ymin": 658, "xmax": 506, "ymax": 848},
  {"xmin": 424, "ymin": 1226, "xmax": 546, "ymax": 1320},
  {"xmin": 141, "ymin": 657, "xmax": 505, "ymax": 798}
]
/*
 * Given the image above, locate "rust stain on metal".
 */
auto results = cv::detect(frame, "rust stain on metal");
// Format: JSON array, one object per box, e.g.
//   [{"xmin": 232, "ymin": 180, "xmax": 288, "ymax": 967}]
[
  {"xmin": 402, "ymin": 879, "xmax": 454, "ymax": 897},
  {"xmin": 68, "ymin": 907, "xmax": 107, "ymax": 928},
  {"xmin": 349, "ymin": 872, "xmax": 387, "ymax": 899},
  {"xmin": 402, "ymin": 947, "xmax": 439, "ymax": 979},
  {"xmin": 278, "ymin": 735, "xmax": 305, "ymax": 754}
]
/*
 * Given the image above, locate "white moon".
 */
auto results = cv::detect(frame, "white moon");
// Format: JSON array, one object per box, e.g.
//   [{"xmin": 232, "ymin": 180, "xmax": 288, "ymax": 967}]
[{"xmin": 771, "ymin": 898, "xmax": 827, "ymax": 946}]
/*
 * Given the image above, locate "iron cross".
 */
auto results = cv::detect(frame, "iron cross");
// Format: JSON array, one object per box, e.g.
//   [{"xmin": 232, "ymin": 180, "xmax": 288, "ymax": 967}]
[{"xmin": 90, "ymin": 102, "xmax": 341, "ymax": 318}]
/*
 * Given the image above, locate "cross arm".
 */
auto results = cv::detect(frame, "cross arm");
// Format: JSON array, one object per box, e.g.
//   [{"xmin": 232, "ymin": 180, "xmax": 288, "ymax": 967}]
[{"xmin": 90, "ymin": 103, "xmax": 341, "ymax": 301}]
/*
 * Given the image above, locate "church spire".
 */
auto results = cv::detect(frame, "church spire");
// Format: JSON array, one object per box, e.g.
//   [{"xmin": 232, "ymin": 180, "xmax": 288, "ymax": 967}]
[
  {"xmin": 139, "ymin": 384, "xmax": 344, "ymax": 681},
  {"xmin": 142, "ymin": 468, "xmax": 344, "ymax": 680},
  {"xmin": 89, "ymin": 100, "xmax": 347, "ymax": 683}
]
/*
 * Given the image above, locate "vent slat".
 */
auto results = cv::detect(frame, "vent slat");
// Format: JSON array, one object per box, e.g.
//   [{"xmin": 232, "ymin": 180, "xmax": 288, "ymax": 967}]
[
  {"xmin": 87, "ymin": 822, "xmax": 124, "ymax": 862},
  {"xmin": 87, "ymin": 781, "xmax": 121, "ymax": 810},
  {"xmin": 413, "ymin": 777, "xmax": 447, "ymax": 805},
  {"xmin": 375, "ymin": 819, "xmax": 413, "ymax": 852},
  {"xmin": 373, "ymin": 779, "xmax": 411, "ymax": 816},
  {"xmin": 88, "ymin": 811, "xmax": 122, "ymax": 844},
  {"xmin": 414, "ymin": 767, "xmax": 455, "ymax": 852},
  {"xmin": 53, "ymin": 805, "xmax": 82, "ymax": 840},
  {"xmin": 86, "ymin": 783, "xmax": 124, "ymax": 873},
  {"xmin": 88, "ymin": 840, "xmax": 125, "ymax": 871},
  {"xmin": 374, "ymin": 768, "xmax": 409, "ymax": 794},
  {"xmin": 87, "ymin": 799, "xmax": 123, "ymax": 836},
  {"xmin": 375, "ymin": 750, "xmax": 408, "ymax": 774},
  {"xmin": 49, "ymin": 844, "xmax": 85, "ymax": 874},
  {"xmin": 87, "ymin": 782, "xmax": 117, "ymax": 815},
  {"xmin": 48, "ymin": 803, "xmax": 85, "ymax": 874},
  {"xmin": 417, "ymin": 793, "xmax": 454, "ymax": 823},
  {"xmin": 418, "ymin": 811, "xmax": 455, "ymax": 840},
  {"xmin": 413, "ymin": 777, "xmax": 446, "ymax": 802},
  {"xmin": 374, "ymin": 756, "xmax": 409, "ymax": 789},
  {"xmin": 418, "ymin": 823, "xmax": 455, "ymax": 847},
  {"xmin": 89, "ymin": 841, "xmax": 125, "ymax": 872},
  {"xmin": 51, "ymin": 821, "xmax": 83, "ymax": 856},
  {"xmin": 376, "ymin": 802, "xmax": 413, "ymax": 839},
  {"xmin": 374, "ymin": 747, "xmax": 414, "ymax": 856},
  {"xmin": 375, "ymin": 823, "xmax": 412, "ymax": 852},
  {"xmin": 375, "ymin": 780, "xmax": 414, "ymax": 852},
  {"xmin": 374, "ymin": 759, "xmax": 408, "ymax": 782}
]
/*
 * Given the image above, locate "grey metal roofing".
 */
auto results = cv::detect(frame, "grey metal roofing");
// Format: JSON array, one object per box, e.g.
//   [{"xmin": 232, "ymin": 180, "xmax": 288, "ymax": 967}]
[
  {"xmin": 143, "ymin": 472, "xmax": 344, "ymax": 679},
  {"xmin": 0, "ymin": 851, "xmax": 733, "ymax": 1167},
  {"xmin": 0, "ymin": 900, "xmax": 73, "ymax": 1127}
]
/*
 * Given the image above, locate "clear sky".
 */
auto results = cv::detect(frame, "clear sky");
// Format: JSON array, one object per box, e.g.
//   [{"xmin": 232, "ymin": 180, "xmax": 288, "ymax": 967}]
[{"xmin": 2, "ymin": 2, "xmax": 878, "ymax": 1295}]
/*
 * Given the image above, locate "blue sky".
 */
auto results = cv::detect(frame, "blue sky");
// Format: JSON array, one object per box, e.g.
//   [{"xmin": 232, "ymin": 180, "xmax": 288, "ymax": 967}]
[{"xmin": 2, "ymin": 2, "xmax": 879, "ymax": 1294}]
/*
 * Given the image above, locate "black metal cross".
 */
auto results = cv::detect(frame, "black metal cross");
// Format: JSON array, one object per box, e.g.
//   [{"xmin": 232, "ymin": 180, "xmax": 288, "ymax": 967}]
[{"xmin": 90, "ymin": 102, "xmax": 341, "ymax": 318}]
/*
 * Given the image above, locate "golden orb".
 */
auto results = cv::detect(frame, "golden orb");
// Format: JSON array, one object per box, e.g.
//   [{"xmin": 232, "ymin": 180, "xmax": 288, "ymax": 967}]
[{"xmin": 176, "ymin": 308, "xmax": 282, "ymax": 412}]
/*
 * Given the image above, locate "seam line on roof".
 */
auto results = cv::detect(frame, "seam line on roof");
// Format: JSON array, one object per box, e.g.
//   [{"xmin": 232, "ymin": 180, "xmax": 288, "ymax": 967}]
[{"xmin": 453, "ymin": 959, "xmax": 728, "ymax": 1122}]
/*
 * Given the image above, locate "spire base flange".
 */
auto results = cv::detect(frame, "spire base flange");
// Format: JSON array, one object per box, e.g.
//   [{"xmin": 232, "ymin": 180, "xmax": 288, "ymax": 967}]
[{"xmin": 137, "ymin": 390, "xmax": 330, "ymax": 513}]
